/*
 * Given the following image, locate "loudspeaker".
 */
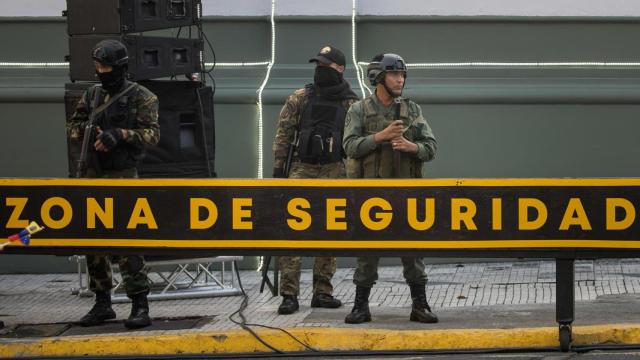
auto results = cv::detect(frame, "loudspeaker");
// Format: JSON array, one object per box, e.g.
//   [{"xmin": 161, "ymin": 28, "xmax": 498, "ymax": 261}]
[
  {"xmin": 68, "ymin": 35, "xmax": 203, "ymax": 81},
  {"xmin": 138, "ymin": 80, "xmax": 216, "ymax": 178},
  {"xmin": 66, "ymin": 0, "xmax": 201, "ymax": 35},
  {"xmin": 64, "ymin": 81, "xmax": 216, "ymax": 179}
]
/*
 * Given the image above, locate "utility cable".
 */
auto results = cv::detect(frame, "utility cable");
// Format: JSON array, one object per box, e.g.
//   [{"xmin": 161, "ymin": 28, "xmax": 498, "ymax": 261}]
[
  {"xmin": 196, "ymin": 89, "xmax": 213, "ymax": 177},
  {"xmin": 229, "ymin": 262, "xmax": 318, "ymax": 354},
  {"xmin": 199, "ymin": 26, "xmax": 217, "ymax": 95},
  {"xmin": 228, "ymin": 263, "xmax": 283, "ymax": 353}
]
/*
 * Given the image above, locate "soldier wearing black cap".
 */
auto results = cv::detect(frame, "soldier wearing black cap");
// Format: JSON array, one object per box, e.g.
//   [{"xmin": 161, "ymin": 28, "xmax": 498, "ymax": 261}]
[
  {"xmin": 308, "ymin": 45, "xmax": 347, "ymax": 68},
  {"xmin": 272, "ymin": 45, "xmax": 359, "ymax": 315}
]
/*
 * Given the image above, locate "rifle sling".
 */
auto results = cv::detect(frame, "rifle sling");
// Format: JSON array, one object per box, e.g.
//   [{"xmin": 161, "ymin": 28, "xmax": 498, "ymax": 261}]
[{"xmin": 89, "ymin": 83, "xmax": 137, "ymax": 121}]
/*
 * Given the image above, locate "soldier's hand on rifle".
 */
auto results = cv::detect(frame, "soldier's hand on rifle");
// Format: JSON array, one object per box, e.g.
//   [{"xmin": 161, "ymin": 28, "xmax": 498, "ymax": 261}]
[
  {"xmin": 95, "ymin": 127, "xmax": 123, "ymax": 152},
  {"xmin": 391, "ymin": 136, "xmax": 419, "ymax": 154},
  {"xmin": 374, "ymin": 120, "xmax": 405, "ymax": 143}
]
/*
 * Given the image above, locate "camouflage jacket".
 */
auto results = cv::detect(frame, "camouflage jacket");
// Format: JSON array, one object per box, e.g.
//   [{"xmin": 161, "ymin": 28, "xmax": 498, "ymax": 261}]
[
  {"xmin": 272, "ymin": 87, "xmax": 357, "ymax": 170},
  {"xmin": 67, "ymin": 82, "xmax": 160, "ymax": 149},
  {"xmin": 343, "ymin": 92, "xmax": 437, "ymax": 178}
]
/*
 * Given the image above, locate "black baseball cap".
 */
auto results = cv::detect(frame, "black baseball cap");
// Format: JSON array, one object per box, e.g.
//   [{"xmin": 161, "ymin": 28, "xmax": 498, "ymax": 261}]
[{"xmin": 309, "ymin": 45, "xmax": 346, "ymax": 67}]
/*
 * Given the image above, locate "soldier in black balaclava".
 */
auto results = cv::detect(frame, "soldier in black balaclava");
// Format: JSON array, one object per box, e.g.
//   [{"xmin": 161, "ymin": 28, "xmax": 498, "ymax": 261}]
[
  {"xmin": 92, "ymin": 39, "xmax": 129, "ymax": 94},
  {"xmin": 271, "ymin": 45, "xmax": 360, "ymax": 315},
  {"xmin": 67, "ymin": 39, "xmax": 160, "ymax": 330}
]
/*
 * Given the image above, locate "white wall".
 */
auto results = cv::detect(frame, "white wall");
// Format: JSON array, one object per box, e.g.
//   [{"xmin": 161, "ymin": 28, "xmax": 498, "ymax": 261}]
[
  {"xmin": 3, "ymin": 0, "xmax": 640, "ymax": 17},
  {"xmin": 0, "ymin": 0, "xmax": 65, "ymax": 17}
]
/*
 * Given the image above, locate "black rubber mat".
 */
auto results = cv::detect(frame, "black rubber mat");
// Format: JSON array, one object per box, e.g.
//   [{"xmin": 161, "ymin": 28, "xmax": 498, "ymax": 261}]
[
  {"xmin": 0, "ymin": 316, "xmax": 214, "ymax": 338},
  {"xmin": 1, "ymin": 323, "xmax": 71, "ymax": 338}
]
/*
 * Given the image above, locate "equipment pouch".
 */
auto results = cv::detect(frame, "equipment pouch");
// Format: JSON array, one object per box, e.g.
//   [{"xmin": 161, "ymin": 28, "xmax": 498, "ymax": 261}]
[
  {"xmin": 330, "ymin": 130, "xmax": 343, "ymax": 162},
  {"xmin": 297, "ymin": 129, "xmax": 313, "ymax": 162},
  {"xmin": 311, "ymin": 134, "xmax": 324, "ymax": 157}
]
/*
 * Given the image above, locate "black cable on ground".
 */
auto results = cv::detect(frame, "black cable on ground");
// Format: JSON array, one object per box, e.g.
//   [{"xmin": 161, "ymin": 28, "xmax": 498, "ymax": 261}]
[
  {"xmin": 229, "ymin": 262, "xmax": 318, "ymax": 353},
  {"xmin": 227, "ymin": 266, "xmax": 283, "ymax": 353},
  {"xmin": 240, "ymin": 321, "xmax": 319, "ymax": 352}
]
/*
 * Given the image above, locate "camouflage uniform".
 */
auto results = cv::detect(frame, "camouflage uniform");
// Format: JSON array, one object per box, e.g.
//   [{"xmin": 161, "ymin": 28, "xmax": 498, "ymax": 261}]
[
  {"xmin": 68, "ymin": 83, "xmax": 160, "ymax": 151},
  {"xmin": 343, "ymin": 92, "xmax": 437, "ymax": 288},
  {"xmin": 273, "ymin": 87, "xmax": 357, "ymax": 296},
  {"xmin": 67, "ymin": 82, "xmax": 159, "ymax": 297}
]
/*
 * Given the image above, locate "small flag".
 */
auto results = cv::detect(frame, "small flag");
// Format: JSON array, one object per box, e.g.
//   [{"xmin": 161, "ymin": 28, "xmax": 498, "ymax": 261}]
[{"xmin": 1, "ymin": 221, "xmax": 44, "ymax": 250}]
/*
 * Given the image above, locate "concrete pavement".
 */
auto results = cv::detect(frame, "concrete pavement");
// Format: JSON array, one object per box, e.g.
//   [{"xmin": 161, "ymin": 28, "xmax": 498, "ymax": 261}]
[{"xmin": 2, "ymin": 259, "xmax": 640, "ymax": 357}]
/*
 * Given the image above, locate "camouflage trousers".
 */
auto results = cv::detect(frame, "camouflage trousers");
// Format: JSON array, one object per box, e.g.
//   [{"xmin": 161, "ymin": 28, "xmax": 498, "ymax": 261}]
[
  {"xmin": 279, "ymin": 161, "xmax": 343, "ymax": 296},
  {"xmin": 85, "ymin": 167, "xmax": 150, "ymax": 297},
  {"xmin": 87, "ymin": 255, "xmax": 150, "ymax": 297},
  {"xmin": 85, "ymin": 167, "xmax": 138, "ymax": 179},
  {"xmin": 279, "ymin": 256, "xmax": 336, "ymax": 296},
  {"xmin": 353, "ymin": 257, "xmax": 427, "ymax": 288},
  {"xmin": 288, "ymin": 161, "xmax": 345, "ymax": 179}
]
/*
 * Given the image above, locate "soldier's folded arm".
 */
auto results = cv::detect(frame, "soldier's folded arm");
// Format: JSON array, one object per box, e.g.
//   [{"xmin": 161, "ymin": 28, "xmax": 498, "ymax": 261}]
[
  {"xmin": 343, "ymin": 103, "xmax": 378, "ymax": 159},
  {"xmin": 407, "ymin": 104, "xmax": 436, "ymax": 161},
  {"xmin": 415, "ymin": 135, "xmax": 437, "ymax": 162}
]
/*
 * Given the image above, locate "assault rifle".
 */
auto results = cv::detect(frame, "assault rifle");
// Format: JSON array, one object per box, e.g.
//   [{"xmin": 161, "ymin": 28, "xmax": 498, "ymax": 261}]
[
  {"xmin": 74, "ymin": 83, "xmax": 137, "ymax": 178},
  {"xmin": 393, "ymin": 97, "xmax": 402, "ymax": 176},
  {"xmin": 283, "ymin": 129, "xmax": 299, "ymax": 178},
  {"xmin": 75, "ymin": 91, "xmax": 103, "ymax": 178}
]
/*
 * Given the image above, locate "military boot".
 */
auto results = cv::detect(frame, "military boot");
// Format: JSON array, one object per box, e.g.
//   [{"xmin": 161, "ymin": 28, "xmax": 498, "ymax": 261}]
[
  {"xmin": 277, "ymin": 295, "xmax": 299, "ymax": 315},
  {"xmin": 311, "ymin": 293, "xmax": 342, "ymax": 308},
  {"xmin": 124, "ymin": 293, "xmax": 151, "ymax": 329},
  {"xmin": 409, "ymin": 284, "xmax": 438, "ymax": 323},
  {"xmin": 344, "ymin": 286, "xmax": 371, "ymax": 324},
  {"xmin": 78, "ymin": 291, "xmax": 116, "ymax": 327}
]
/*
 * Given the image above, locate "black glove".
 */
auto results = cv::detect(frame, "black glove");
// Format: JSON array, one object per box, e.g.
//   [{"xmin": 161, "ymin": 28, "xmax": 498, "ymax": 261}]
[
  {"xmin": 97, "ymin": 128, "xmax": 123, "ymax": 151},
  {"xmin": 273, "ymin": 168, "xmax": 287, "ymax": 178}
]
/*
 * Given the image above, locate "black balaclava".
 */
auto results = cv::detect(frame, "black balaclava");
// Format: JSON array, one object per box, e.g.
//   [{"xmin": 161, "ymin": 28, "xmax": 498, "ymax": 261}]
[
  {"xmin": 97, "ymin": 66, "xmax": 126, "ymax": 95},
  {"xmin": 314, "ymin": 66, "xmax": 342, "ymax": 88}
]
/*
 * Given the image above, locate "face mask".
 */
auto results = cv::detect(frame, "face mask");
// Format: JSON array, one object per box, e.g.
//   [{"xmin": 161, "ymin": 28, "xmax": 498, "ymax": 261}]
[
  {"xmin": 96, "ymin": 66, "xmax": 125, "ymax": 94},
  {"xmin": 314, "ymin": 66, "xmax": 342, "ymax": 87}
]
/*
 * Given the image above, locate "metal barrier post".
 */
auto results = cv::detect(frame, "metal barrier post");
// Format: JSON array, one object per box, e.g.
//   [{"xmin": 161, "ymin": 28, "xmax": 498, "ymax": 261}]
[
  {"xmin": 555, "ymin": 258, "xmax": 575, "ymax": 352},
  {"xmin": 259, "ymin": 256, "xmax": 280, "ymax": 296}
]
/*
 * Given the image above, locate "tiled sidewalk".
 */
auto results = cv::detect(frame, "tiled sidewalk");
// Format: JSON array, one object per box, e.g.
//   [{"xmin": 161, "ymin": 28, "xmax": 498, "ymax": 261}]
[{"xmin": 1, "ymin": 259, "xmax": 640, "ymax": 335}]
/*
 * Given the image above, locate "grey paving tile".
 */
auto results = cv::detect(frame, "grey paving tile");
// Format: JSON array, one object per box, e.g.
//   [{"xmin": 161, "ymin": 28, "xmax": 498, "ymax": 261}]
[{"xmin": 3, "ymin": 259, "xmax": 640, "ymax": 335}]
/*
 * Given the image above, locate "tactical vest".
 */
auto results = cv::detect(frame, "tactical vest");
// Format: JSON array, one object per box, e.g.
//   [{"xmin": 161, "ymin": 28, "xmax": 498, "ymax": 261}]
[
  {"xmin": 359, "ymin": 97, "xmax": 423, "ymax": 178},
  {"xmin": 296, "ymin": 85, "xmax": 345, "ymax": 164},
  {"xmin": 88, "ymin": 83, "xmax": 143, "ymax": 171}
]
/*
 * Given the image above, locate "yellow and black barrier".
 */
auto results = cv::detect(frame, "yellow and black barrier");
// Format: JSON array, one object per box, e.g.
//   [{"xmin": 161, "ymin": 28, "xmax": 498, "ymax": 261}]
[
  {"xmin": 1, "ymin": 178, "xmax": 639, "ymax": 257},
  {"xmin": 3, "ymin": 177, "xmax": 640, "ymax": 351}
]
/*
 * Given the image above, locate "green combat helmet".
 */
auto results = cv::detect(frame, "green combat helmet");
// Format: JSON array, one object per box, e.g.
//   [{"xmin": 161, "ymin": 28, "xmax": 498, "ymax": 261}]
[{"xmin": 366, "ymin": 53, "xmax": 407, "ymax": 86}]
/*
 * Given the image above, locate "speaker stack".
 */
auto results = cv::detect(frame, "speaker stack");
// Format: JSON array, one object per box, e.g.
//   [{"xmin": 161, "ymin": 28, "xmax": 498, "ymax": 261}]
[{"xmin": 64, "ymin": 0, "xmax": 217, "ymax": 178}]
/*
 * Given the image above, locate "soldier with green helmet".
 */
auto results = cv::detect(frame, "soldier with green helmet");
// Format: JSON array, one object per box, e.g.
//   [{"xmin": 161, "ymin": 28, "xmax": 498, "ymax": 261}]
[
  {"xmin": 272, "ymin": 45, "xmax": 359, "ymax": 315},
  {"xmin": 67, "ymin": 39, "xmax": 159, "ymax": 329},
  {"xmin": 342, "ymin": 53, "xmax": 438, "ymax": 324}
]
